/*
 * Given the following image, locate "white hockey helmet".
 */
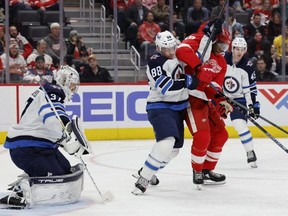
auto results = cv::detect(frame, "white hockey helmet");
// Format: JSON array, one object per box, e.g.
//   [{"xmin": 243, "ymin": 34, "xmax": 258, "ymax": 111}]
[
  {"xmin": 54, "ymin": 65, "xmax": 80, "ymax": 102},
  {"xmin": 155, "ymin": 30, "xmax": 177, "ymax": 51},
  {"xmin": 232, "ymin": 37, "xmax": 247, "ymax": 50}
]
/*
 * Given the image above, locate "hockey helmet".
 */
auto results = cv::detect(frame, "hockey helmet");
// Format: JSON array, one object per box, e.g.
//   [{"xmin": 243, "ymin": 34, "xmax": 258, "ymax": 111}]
[
  {"xmin": 232, "ymin": 37, "xmax": 247, "ymax": 49},
  {"xmin": 155, "ymin": 30, "xmax": 177, "ymax": 50},
  {"xmin": 54, "ymin": 65, "xmax": 80, "ymax": 102}
]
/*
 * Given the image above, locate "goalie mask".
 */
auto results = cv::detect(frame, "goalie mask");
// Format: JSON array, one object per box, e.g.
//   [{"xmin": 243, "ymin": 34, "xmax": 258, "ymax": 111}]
[{"xmin": 54, "ymin": 65, "xmax": 80, "ymax": 102}]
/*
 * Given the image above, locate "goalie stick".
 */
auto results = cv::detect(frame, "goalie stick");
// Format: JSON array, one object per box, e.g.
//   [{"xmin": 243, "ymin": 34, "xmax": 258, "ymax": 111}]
[
  {"xmin": 209, "ymin": 83, "xmax": 288, "ymax": 153},
  {"xmin": 38, "ymin": 81, "xmax": 114, "ymax": 203}
]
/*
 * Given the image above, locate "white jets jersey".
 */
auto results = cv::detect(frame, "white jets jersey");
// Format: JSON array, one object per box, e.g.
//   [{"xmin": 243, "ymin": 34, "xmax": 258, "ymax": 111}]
[
  {"xmin": 146, "ymin": 52, "xmax": 188, "ymax": 111},
  {"xmin": 223, "ymin": 52, "xmax": 258, "ymax": 106},
  {"xmin": 6, "ymin": 82, "xmax": 70, "ymax": 148}
]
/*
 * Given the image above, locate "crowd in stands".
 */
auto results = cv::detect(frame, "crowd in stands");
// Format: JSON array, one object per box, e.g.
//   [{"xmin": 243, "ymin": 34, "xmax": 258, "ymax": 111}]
[
  {"xmin": 0, "ymin": 0, "xmax": 114, "ymax": 83},
  {"xmin": 103, "ymin": 0, "xmax": 287, "ymax": 81},
  {"xmin": 0, "ymin": 0, "xmax": 287, "ymax": 83}
]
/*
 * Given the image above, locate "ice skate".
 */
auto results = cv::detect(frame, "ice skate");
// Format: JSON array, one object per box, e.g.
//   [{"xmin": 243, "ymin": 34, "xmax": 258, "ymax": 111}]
[
  {"xmin": 132, "ymin": 175, "xmax": 149, "ymax": 195},
  {"xmin": 247, "ymin": 150, "xmax": 257, "ymax": 168},
  {"xmin": 0, "ymin": 193, "xmax": 27, "ymax": 209},
  {"xmin": 193, "ymin": 170, "xmax": 203, "ymax": 190},
  {"xmin": 202, "ymin": 169, "xmax": 226, "ymax": 185},
  {"xmin": 132, "ymin": 167, "xmax": 160, "ymax": 186}
]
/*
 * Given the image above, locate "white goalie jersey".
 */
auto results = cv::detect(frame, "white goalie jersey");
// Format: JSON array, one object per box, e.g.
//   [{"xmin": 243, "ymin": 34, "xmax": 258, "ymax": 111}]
[{"xmin": 5, "ymin": 82, "xmax": 70, "ymax": 149}]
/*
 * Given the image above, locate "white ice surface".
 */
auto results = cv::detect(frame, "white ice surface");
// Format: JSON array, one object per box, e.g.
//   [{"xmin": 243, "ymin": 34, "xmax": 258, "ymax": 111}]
[{"xmin": 1, "ymin": 138, "xmax": 288, "ymax": 216}]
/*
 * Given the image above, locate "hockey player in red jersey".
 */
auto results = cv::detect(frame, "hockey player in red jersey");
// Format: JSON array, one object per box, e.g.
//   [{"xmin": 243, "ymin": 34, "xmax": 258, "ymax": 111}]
[{"xmin": 176, "ymin": 19, "xmax": 233, "ymax": 188}]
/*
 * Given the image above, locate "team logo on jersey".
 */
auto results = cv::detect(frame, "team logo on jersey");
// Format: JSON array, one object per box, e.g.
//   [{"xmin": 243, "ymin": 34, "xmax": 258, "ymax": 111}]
[
  {"xmin": 206, "ymin": 59, "xmax": 221, "ymax": 73},
  {"xmin": 173, "ymin": 65, "xmax": 184, "ymax": 80},
  {"xmin": 247, "ymin": 61, "xmax": 253, "ymax": 67},
  {"xmin": 223, "ymin": 76, "xmax": 240, "ymax": 94}
]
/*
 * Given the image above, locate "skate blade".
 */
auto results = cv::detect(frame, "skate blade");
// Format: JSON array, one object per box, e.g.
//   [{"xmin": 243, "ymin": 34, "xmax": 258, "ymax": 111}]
[
  {"xmin": 0, "ymin": 203, "xmax": 26, "ymax": 210},
  {"xmin": 131, "ymin": 187, "xmax": 144, "ymax": 195},
  {"xmin": 203, "ymin": 180, "xmax": 226, "ymax": 186},
  {"xmin": 249, "ymin": 162, "xmax": 258, "ymax": 168},
  {"xmin": 196, "ymin": 184, "xmax": 202, "ymax": 190}
]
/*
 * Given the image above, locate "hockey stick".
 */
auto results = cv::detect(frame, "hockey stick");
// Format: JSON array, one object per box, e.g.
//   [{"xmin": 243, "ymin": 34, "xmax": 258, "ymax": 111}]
[
  {"xmin": 209, "ymin": 83, "xmax": 288, "ymax": 134},
  {"xmin": 245, "ymin": 114, "xmax": 288, "ymax": 153},
  {"xmin": 38, "ymin": 81, "xmax": 114, "ymax": 202},
  {"xmin": 200, "ymin": 0, "xmax": 228, "ymax": 62},
  {"xmin": 209, "ymin": 83, "xmax": 288, "ymax": 153},
  {"xmin": 257, "ymin": 115, "xmax": 288, "ymax": 135}
]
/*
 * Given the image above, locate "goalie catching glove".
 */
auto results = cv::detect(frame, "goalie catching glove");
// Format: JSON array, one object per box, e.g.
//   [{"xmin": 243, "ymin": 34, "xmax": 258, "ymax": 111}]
[{"xmin": 59, "ymin": 115, "xmax": 93, "ymax": 158}]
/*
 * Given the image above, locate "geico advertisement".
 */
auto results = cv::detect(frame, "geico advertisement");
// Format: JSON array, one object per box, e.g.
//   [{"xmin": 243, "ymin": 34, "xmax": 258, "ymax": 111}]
[
  {"xmin": 0, "ymin": 84, "xmax": 287, "ymax": 132},
  {"xmin": 19, "ymin": 85, "xmax": 152, "ymax": 128}
]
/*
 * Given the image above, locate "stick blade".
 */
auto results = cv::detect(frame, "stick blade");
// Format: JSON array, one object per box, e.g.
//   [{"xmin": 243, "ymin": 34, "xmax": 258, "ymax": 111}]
[{"xmin": 101, "ymin": 191, "xmax": 114, "ymax": 202}]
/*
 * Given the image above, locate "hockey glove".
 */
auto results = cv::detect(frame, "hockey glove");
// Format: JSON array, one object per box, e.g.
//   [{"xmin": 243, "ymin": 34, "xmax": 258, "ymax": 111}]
[
  {"xmin": 216, "ymin": 100, "xmax": 234, "ymax": 119},
  {"xmin": 202, "ymin": 18, "xmax": 224, "ymax": 42},
  {"xmin": 248, "ymin": 102, "xmax": 260, "ymax": 119},
  {"xmin": 196, "ymin": 64, "xmax": 213, "ymax": 85},
  {"xmin": 185, "ymin": 74, "xmax": 199, "ymax": 90},
  {"xmin": 214, "ymin": 94, "xmax": 234, "ymax": 119}
]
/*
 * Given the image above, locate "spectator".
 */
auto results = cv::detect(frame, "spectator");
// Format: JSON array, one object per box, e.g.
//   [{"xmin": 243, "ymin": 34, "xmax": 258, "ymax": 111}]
[
  {"xmin": 267, "ymin": 11, "xmax": 282, "ymax": 43},
  {"xmin": 253, "ymin": 0, "xmax": 272, "ymax": 24},
  {"xmin": 210, "ymin": 0, "xmax": 233, "ymax": 20},
  {"xmin": 26, "ymin": 39, "xmax": 53, "ymax": 69},
  {"xmin": 9, "ymin": 0, "xmax": 33, "ymax": 25},
  {"xmin": 182, "ymin": 0, "xmax": 208, "ymax": 24},
  {"xmin": 80, "ymin": 54, "xmax": 114, "ymax": 83},
  {"xmin": 29, "ymin": 0, "xmax": 69, "ymax": 24},
  {"xmin": 226, "ymin": 9, "xmax": 244, "ymax": 38},
  {"xmin": 29, "ymin": 0, "xmax": 60, "ymax": 11},
  {"xmin": 23, "ymin": 55, "xmax": 53, "ymax": 83},
  {"xmin": 255, "ymin": 56, "xmax": 278, "ymax": 81},
  {"xmin": 0, "ymin": 25, "xmax": 5, "ymax": 55},
  {"xmin": 172, "ymin": 12, "xmax": 185, "ymax": 41},
  {"xmin": 273, "ymin": 18, "xmax": 288, "ymax": 57},
  {"xmin": 1, "ymin": 42, "xmax": 27, "ymax": 83},
  {"xmin": 137, "ymin": 11, "xmax": 161, "ymax": 62},
  {"xmin": 245, "ymin": 13, "xmax": 266, "ymax": 41},
  {"xmin": 75, "ymin": 52, "xmax": 89, "ymax": 75},
  {"xmin": 266, "ymin": 44, "xmax": 280, "ymax": 74},
  {"xmin": 186, "ymin": 0, "xmax": 209, "ymax": 35},
  {"xmin": 125, "ymin": 0, "xmax": 149, "ymax": 48},
  {"xmin": 247, "ymin": 30, "xmax": 271, "ymax": 62},
  {"xmin": 65, "ymin": 30, "xmax": 88, "ymax": 66},
  {"xmin": 9, "ymin": 25, "xmax": 33, "ymax": 59},
  {"xmin": 43, "ymin": 22, "xmax": 67, "ymax": 63},
  {"xmin": 142, "ymin": 0, "xmax": 157, "ymax": 10},
  {"xmin": 151, "ymin": 0, "xmax": 169, "ymax": 31},
  {"xmin": 110, "ymin": 0, "xmax": 135, "ymax": 33}
]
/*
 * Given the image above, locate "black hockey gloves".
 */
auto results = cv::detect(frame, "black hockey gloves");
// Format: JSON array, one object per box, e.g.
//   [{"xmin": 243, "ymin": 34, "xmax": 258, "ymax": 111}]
[
  {"xmin": 248, "ymin": 102, "xmax": 260, "ymax": 119},
  {"xmin": 202, "ymin": 18, "xmax": 224, "ymax": 42}
]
